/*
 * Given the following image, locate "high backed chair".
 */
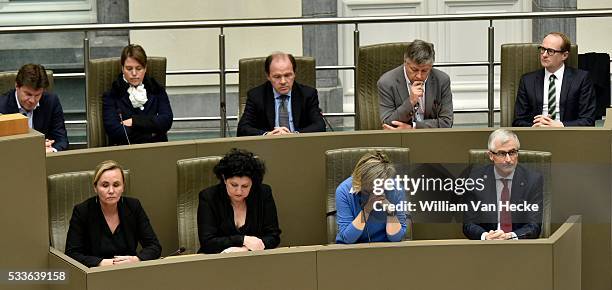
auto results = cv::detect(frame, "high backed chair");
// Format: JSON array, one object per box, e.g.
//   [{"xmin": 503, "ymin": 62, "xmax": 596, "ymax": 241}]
[
  {"xmin": 47, "ymin": 170, "xmax": 131, "ymax": 252},
  {"xmin": 500, "ymin": 43, "xmax": 577, "ymax": 127},
  {"xmin": 355, "ymin": 42, "xmax": 409, "ymax": 130},
  {"xmin": 325, "ymin": 147, "xmax": 411, "ymax": 244},
  {"xmin": 86, "ymin": 57, "xmax": 167, "ymax": 148},
  {"xmin": 176, "ymin": 156, "xmax": 223, "ymax": 254},
  {"xmin": 0, "ymin": 70, "xmax": 55, "ymax": 94},
  {"xmin": 238, "ymin": 56, "xmax": 316, "ymax": 116},
  {"xmin": 468, "ymin": 149, "xmax": 552, "ymax": 238}
]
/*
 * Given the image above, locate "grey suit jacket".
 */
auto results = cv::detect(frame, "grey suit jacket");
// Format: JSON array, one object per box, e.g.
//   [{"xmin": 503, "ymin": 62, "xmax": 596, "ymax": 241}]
[{"xmin": 378, "ymin": 65, "xmax": 453, "ymax": 128}]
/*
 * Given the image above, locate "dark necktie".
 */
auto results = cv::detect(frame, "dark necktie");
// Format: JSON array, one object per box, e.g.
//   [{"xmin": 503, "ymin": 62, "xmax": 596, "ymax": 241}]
[
  {"xmin": 278, "ymin": 95, "xmax": 290, "ymax": 129},
  {"xmin": 416, "ymin": 96, "xmax": 424, "ymax": 121},
  {"xmin": 500, "ymin": 179, "xmax": 512, "ymax": 233},
  {"xmin": 548, "ymin": 74, "xmax": 557, "ymax": 120}
]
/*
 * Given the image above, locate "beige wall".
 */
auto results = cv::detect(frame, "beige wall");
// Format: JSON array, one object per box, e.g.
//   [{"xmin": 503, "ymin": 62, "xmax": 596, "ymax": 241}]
[
  {"xmin": 577, "ymin": 0, "xmax": 612, "ymax": 55},
  {"xmin": 129, "ymin": 0, "xmax": 303, "ymax": 86}
]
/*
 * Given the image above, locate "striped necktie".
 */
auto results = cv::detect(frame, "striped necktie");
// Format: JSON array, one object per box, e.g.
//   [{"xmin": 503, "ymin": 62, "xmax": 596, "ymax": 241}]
[
  {"xmin": 548, "ymin": 74, "xmax": 557, "ymax": 120},
  {"xmin": 278, "ymin": 95, "xmax": 290, "ymax": 129}
]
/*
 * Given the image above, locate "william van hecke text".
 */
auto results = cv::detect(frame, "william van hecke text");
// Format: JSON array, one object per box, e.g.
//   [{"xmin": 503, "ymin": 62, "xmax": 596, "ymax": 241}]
[{"xmin": 373, "ymin": 200, "xmax": 540, "ymax": 213}]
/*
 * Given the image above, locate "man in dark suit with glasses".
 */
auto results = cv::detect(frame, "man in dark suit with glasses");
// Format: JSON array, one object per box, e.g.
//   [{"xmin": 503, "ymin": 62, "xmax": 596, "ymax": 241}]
[
  {"xmin": 463, "ymin": 129, "xmax": 543, "ymax": 240},
  {"xmin": 513, "ymin": 32, "xmax": 596, "ymax": 127}
]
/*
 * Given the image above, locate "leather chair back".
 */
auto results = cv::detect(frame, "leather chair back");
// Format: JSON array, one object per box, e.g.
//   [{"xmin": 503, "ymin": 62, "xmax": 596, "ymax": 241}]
[
  {"xmin": 356, "ymin": 42, "xmax": 409, "ymax": 130},
  {"xmin": 176, "ymin": 156, "xmax": 222, "ymax": 254},
  {"xmin": 86, "ymin": 57, "xmax": 166, "ymax": 148},
  {"xmin": 325, "ymin": 147, "xmax": 411, "ymax": 243}
]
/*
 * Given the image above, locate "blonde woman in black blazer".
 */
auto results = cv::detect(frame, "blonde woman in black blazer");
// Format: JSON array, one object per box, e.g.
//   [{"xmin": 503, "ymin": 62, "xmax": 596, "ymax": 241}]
[{"xmin": 65, "ymin": 160, "xmax": 161, "ymax": 267}]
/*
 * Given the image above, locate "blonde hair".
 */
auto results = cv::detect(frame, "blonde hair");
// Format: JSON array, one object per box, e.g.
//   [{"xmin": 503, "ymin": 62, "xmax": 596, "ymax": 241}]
[
  {"xmin": 93, "ymin": 160, "xmax": 125, "ymax": 186},
  {"xmin": 351, "ymin": 151, "xmax": 395, "ymax": 194}
]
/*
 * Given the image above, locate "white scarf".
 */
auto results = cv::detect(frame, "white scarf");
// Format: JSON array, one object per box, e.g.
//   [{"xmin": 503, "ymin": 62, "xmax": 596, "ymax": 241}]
[{"xmin": 123, "ymin": 76, "xmax": 148, "ymax": 110}]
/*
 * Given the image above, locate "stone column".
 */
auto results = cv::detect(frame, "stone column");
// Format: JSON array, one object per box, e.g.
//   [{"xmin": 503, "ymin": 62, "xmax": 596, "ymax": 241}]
[
  {"xmin": 532, "ymin": 0, "xmax": 576, "ymax": 43},
  {"xmin": 91, "ymin": 0, "xmax": 129, "ymax": 59},
  {"xmin": 97, "ymin": 0, "xmax": 129, "ymax": 36},
  {"xmin": 302, "ymin": 0, "xmax": 343, "ymax": 122}
]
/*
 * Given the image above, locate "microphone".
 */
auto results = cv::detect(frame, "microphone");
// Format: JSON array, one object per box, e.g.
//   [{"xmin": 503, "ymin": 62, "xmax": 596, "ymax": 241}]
[
  {"xmin": 161, "ymin": 247, "xmax": 186, "ymax": 259},
  {"xmin": 320, "ymin": 112, "xmax": 334, "ymax": 132},
  {"xmin": 117, "ymin": 109, "xmax": 131, "ymax": 145}
]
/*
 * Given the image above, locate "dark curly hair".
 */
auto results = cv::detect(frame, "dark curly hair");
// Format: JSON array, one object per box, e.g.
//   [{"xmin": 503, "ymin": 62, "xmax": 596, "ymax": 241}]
[{"xmin": 213, "ymin": 148, "xmax": 266, "ymax": 185}]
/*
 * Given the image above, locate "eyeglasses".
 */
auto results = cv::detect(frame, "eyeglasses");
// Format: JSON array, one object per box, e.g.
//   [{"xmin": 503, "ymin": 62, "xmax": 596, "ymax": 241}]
[
  {"xmin": 490, "ymin": 149, "xmax": 519, "ymax": 158},
  {"xmin": 538, "ymin": 46, "xmax": 566, "ymax": 56}
]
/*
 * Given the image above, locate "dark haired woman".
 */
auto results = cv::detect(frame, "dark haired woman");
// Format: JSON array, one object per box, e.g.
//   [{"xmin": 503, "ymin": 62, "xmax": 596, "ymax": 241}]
[
  {"xmin": 197, "ymin": 148, "xmax": 281, "ymax": 254},
  {"xmin": 102, "ymin": 44, "xmax": 173, "ymax": 145}
]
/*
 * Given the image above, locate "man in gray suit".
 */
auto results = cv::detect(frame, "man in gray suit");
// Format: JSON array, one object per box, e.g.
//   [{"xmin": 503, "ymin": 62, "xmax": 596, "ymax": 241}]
[{"xmin": 378, "ymin": 39, "xmax": 453, "ymax": 129}]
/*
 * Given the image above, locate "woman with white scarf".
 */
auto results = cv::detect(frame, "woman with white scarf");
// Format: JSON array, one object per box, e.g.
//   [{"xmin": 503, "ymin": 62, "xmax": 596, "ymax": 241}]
[{"xmin": 103, "ymin": 44, "xmax": 173, "ymax": 145}]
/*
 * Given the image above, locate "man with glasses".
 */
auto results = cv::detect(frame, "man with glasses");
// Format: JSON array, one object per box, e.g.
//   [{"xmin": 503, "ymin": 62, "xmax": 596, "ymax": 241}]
[
  {"xmin": 463, "ymin": 129, "xmax": 543, "ymax": 240},
  {"xmin": 237, "ymin": 52, "xmax": 325, "ymax": 136},
  {"xmin": 513, "ymin": 32, "xmax": 596, "ymax": 127},
  {"xmin": 0, "ymin": 63, "xmax": 68, "ymax": 152}
]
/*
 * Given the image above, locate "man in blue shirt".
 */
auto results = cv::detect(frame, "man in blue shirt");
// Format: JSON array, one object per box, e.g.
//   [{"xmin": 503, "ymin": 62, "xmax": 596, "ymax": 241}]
[{"xmin": 237, "ymin": 52, "xmax": 325, "ymax": 136}]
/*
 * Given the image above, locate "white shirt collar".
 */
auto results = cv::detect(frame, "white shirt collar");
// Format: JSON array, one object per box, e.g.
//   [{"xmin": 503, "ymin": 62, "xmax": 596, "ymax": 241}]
[{"xmin": 545, "ymin": 63, "xmax": 565, "ymax": 82}]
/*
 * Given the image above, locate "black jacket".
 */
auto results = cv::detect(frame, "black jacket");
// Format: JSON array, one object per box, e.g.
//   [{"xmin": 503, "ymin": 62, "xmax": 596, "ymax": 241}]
[
  {"xmin": 463, "ymin": 164, "xmax": 543, "ymax": 240},
  {"xmin": 65, "ymin": 196, "xmax": 162, "ymax": 267},
  {"xmin": 197, "ymin": 183, "xmax": 281, "ymax": 254},
  {"xmin": 237, "ymin": 81, "xmax": 325, "ymax": 136},
  {"xmin": 513, "ymin": 66, "xmax": 596, "ymax": 127},
  {"xmin": 103, "ymin": 74, "xmax": 173, "ymax": 145}
]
